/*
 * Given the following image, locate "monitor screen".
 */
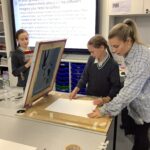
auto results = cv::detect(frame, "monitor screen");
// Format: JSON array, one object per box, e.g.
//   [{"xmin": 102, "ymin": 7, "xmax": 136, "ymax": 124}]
[
  {"xmin": 23, "ymin": 39, "xmax": 66, "ymax": 107},
  {"xmin": 11, "ymin": 0, "xmax": 98, "ymax": 50}
]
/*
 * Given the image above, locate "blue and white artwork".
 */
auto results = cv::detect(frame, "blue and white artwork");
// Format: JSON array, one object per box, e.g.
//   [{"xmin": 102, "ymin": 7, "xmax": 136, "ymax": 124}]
[{"xmin": 32, "ymin": 47, "xmax": 61, "ymax": 95}]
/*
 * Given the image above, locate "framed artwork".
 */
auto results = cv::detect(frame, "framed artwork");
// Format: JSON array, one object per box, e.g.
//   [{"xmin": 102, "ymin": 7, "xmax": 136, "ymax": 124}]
[{"xmin": 23, "ymin": 39, "xmax": 66, "ymax": 107}]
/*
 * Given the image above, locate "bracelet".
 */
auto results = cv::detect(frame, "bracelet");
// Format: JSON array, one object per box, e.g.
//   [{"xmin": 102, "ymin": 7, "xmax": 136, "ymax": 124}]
[{"xmin": 102, "ymin": 96, "xmax": 111, "ymax": 104}]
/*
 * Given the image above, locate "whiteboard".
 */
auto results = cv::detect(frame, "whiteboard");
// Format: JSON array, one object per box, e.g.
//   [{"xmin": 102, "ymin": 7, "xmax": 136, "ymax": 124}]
[{"xmin": 12, "ymin": 0, "xmax": 97, "ymax": 49}]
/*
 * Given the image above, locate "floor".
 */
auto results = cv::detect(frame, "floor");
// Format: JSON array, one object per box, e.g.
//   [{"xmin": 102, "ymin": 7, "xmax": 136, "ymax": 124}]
[{"xmin": 107, "ymin": 114, "xmax": 133, "ymax": 150}]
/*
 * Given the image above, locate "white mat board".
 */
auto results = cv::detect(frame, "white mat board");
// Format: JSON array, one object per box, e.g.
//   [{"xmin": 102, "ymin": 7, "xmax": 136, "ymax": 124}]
[{"xmin": 45, "ymin": 98, "xmax": 96, "ymax": 118}]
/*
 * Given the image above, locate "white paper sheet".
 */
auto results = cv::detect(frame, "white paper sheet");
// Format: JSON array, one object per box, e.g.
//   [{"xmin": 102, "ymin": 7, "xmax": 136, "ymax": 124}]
[{"xmin": 45, "ymin": 98, "xmax": 96, "ymax": 118}]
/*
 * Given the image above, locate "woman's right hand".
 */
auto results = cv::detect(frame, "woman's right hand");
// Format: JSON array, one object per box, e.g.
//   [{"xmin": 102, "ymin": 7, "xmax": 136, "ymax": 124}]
[
  {"xmin": 93, "ymin": 99, "xmax": 103, "ymax": 106},
  {"xmin": 69, "ymin": 87, "xmax": 80, "ymax": 99},
  {"xmin": 93, "ymin": 96, "xmax": 111, "ymax": 106}
]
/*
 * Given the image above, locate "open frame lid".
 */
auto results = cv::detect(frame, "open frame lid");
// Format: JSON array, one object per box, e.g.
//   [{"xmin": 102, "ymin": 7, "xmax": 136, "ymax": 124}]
[{"xmin": 23, "ymin": 39, "xmax": 67, "ymax": 107}]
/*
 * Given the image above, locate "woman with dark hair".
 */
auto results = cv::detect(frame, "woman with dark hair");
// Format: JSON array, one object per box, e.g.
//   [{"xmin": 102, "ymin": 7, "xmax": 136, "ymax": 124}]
[
  {"xmin": 11, "ymin": 29, "xmax": 32, "ymax": 89},
  {"xmin": 70, "ymin": 35, "xmax": 121, "ymax": 106}
]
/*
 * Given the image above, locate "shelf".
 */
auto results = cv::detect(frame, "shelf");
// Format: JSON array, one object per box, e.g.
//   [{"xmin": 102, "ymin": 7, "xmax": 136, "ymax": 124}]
[
  {"xmin": 0, "ymin": 64, "xmax": 8, "ymax": 67},
  {"xmin": 0, "ymin": 35, "xmax": 5, "ymax": 38},
  {"xmin": 62, "ymin": 54, "xmax": 89, "ymax": 63},
  {"xmin": 109, "ymin": 13, "xmax": 150, "ymax": 17},
  {"xmin": 0, "ymin": 50, "xmax": 6, "ymax": 53}
]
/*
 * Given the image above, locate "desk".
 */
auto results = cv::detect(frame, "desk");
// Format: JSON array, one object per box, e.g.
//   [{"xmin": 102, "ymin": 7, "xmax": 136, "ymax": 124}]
[
  {"xmin": 0, "ymin": 89, "xmax": 111, "ymax": 150},
  {"xmin": 0, "ymin": 139, "xmax": 37, "ymax": 150},
  {"xmin": 0, "ymin": 115, "xmax": 107, "ymax": 150}
]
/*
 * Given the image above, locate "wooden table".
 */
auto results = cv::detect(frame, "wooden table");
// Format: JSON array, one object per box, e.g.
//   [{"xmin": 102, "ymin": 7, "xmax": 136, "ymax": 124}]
[
  {"xmin": 22, "ymin": 91, "xmax": 112, "ymax": 134},
  {"xmin": 0, "ymin": 89, "xmax": 112, "ymax": 150}
]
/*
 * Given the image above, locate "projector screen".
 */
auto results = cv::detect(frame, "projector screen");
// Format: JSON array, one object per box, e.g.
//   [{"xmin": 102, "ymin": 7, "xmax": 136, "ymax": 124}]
[{"xmin": 11, "ymin": 0, "xmax": 98, "ymax": 50}]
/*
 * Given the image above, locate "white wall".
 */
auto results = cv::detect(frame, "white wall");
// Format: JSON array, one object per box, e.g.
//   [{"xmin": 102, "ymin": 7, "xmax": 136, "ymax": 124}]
[{"xmin": 99, "ymin": 0, "xmax": 110, "ymax": 39}]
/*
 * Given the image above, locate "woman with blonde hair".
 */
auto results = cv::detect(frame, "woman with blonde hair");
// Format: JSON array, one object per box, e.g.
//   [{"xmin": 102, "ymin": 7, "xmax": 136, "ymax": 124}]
[{"xmin": 88, "ymin": 19, "xmax": 150, "ymax": 150}]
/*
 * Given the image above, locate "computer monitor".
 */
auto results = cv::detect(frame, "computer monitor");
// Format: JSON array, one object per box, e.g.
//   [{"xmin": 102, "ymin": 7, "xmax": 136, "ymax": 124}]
[{"xmin": 23, "ymin": 39, "xmax": 66, "ymax": 107}]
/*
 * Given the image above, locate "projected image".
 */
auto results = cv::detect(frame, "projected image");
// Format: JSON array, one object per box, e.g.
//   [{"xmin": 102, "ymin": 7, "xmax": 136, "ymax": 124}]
[
  {"xmin": 12, "ymin": 0, "xmax": 97, "ymax": 49},
  {"xmin": 32, "ymin": 47, "xmax": 61, "ymax": 95}
]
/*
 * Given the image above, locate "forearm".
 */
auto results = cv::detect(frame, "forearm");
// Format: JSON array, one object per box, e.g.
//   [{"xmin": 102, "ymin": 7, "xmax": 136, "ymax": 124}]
[
  {"xmin": 100, "ymin": 82, "xmax": 144, "ymax": 116},
  {"xmin": 12, "ymin": 65, "xmax": 28, "ymax": 76},
  {"xmin": 69, "ymin": 87, "xmax": 80, "ymax": 99},
  {"xmin": 100, "ymin": 65, "xmax": 150, "ymax": 117},
  {"xmin": 24, "ymin": 61, "xmax": 31, "ymax": 68},
  {"xmin": 76, "ymin": 79, "xmax": 86, "ymax": 89},
  {"xmin": 76, "ymin": 57, "xmax": 91, "ymax": 89},
  {"xmin": 11, "ymin": 54, "xmax": 30, "ymax": 76},
  {"xmin": 74, "ymin": 87, "xmax": 80, "ymax": 93}
]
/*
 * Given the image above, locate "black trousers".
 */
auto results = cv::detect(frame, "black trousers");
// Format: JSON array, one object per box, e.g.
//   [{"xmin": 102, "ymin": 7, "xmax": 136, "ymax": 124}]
[
  {"xmin": 121, "ymin": 108, "xmax": 150, "ymax": 150},
  {"xmin": 132, "ymin": 122, "xmax": 150, "ymax": 150}
]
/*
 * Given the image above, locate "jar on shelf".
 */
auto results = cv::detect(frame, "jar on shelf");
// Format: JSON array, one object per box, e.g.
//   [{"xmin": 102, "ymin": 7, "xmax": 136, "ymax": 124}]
[{"xmin": 2, "ymin": 70, "xmax": 9, "ymax": 90}]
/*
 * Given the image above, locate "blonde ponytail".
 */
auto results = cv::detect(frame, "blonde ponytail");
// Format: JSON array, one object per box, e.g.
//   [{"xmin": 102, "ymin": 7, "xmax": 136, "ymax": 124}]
[{"xmin": 108, "ymin": 18, "xmax": 142, "ymax": 44}]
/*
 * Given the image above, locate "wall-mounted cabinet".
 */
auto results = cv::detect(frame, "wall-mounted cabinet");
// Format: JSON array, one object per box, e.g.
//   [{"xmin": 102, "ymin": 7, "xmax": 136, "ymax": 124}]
[
  {"xmin": 144, "ymin": 0, "xmax": 150, "ymax": 14},
  {"xmin": 109, "ymin": 0, "xmax": 150, "ymax": 15}
]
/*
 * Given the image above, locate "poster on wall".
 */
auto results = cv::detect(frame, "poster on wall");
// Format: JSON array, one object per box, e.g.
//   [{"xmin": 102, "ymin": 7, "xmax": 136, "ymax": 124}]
[{"xmin": 111, "ymin": 0, "xmax": 131, "ymax": 14}]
